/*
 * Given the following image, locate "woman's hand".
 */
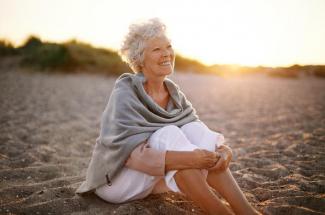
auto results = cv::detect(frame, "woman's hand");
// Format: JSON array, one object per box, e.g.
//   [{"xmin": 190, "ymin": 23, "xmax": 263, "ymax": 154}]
[
  {"xmin": 191, "ymin": 149, "xmax": 221, "ymax": 169},
  {"xmin": 209, "ymin": 144, "xmax": 233, "ymax": 172}
]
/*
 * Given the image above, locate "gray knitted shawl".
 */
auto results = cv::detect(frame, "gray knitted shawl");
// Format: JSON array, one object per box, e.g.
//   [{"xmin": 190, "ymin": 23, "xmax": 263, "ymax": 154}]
[{"xmin": 76, "ymin": 72, "xmax": 199, "ymax": 194}]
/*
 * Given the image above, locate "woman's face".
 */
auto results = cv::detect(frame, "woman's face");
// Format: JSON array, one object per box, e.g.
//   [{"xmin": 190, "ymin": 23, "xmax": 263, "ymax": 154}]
[{"xmin": 141, "ymin": 34, "xmax": 175, "ymax": 78}]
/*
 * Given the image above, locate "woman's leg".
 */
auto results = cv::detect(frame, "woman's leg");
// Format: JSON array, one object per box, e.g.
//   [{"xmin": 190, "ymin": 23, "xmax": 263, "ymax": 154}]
[
  {"xmin": 181, "ymin": 121, "xmax": 259, "ymax": 214},
  {"xmin": 207, "ymin": 169, "xmax": 260, "ymax": 215},
  {"xmin": 174, "ymin": 168, "xmax": 234, "ymax": 215},
  {"xmin": 148, "ymin": 124, "xmax": 233, "ymax": 214}
]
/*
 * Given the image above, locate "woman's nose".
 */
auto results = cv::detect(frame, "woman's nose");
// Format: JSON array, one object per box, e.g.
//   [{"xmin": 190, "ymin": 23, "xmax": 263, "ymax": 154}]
[{"xmin": 162, "ymin": 49, "xmax": 170, "ymax": 57}]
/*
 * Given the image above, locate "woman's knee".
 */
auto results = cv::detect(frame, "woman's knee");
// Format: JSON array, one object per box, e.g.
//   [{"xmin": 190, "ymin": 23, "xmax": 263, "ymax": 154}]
[
  {"xmin": 149, "ymin": 125, "xmax": 183, "ymax": 145},
  {"xmin": 181, "ymin": 121, "xmax": 207, "ymax": 136},
  {"xmin": 160, "ymin": 124, "xmax": 182, "ymax": 133},
  {"xmin": 181, "ymin": 121, "xmax": 219, "ymax": 151},
  {"xmin": 148, "ymin": 125, "xmax": 196, "ymax": 151}
]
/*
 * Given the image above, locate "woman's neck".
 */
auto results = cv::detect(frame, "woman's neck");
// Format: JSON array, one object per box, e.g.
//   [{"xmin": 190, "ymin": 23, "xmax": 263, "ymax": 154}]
[
  {"xmin": 140, "ymin": 70, "xmax": 167, "ymax": 96},
  {"xmin": 144, "ymin": 79, "xmax": 167, "ymax": 98}
]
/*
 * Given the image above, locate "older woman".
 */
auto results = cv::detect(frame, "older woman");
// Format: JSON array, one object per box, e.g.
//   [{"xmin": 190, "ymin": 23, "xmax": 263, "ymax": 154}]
[{"xmin": 77, "ymin": 18, "xmax": 259, "ymax": 215}]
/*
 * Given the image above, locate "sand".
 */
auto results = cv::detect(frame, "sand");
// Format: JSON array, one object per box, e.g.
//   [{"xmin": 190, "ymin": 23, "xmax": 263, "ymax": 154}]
[{"xmin": 0, "ymin": 65, "xmax": 324, "ymax": 214}]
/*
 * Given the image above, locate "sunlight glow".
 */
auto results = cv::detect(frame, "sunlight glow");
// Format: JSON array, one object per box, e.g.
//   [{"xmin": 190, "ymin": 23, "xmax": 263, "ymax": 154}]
[{"xmin": 1, "ymin": 0, "xmax": 325, "ymax": 67}]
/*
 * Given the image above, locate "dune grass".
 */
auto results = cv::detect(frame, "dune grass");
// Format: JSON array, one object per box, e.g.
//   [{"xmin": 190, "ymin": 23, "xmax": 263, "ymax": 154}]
[
  {"xmin": 13, "ymin": 36, "xmax": 130, "ymax": 75},
  {"xmin": 0, "ymin": 40, "xmax": 19, "ymax": 56},
  {"xmin": 1, "ymin": 36, "xmax": 324, "ymax": 78}
]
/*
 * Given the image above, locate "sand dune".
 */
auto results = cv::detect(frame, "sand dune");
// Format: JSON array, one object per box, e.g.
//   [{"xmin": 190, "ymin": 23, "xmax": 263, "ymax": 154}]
[{"xmin": 0, "ymin": 68, "xmax": 324, "ymax": 214}]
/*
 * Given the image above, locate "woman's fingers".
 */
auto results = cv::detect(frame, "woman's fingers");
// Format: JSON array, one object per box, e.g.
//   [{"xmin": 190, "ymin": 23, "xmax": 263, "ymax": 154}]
[
  {"xmin": 208, "ymin": 154, "xmax": 225, "ymax": 171},
  {"xmin": 223, "ymin": 149, "xmax": 232, "ymax": 169},
  {"xmin": 216, "ymin": 145, "xmax": 233, "ymax": 169},
  {"xmin": 204, "ymin": 150, "xmax": 219, "ymax": 168},
  {"xmin": 208, "ymin": 150, "xmax": 232, "ymax": 171},
  {"xmin": 222, "ymin": 153, "xmax": 230, "ymax": 170},
  {"xmin": 193, "ymin": 149, "xmax": 218, "ymax": 169},
  {"xmin": 221, "ymin": 151, "xmax": 232, "ymax": 170},
  {"xmin": 193, "ymin": 147, "xmax": 232, "ymax": 170}
]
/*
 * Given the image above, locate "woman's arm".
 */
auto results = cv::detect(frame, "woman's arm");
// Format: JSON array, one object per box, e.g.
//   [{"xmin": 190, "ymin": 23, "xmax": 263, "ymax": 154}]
[
  {"xmin": 125, "ymin": 143, "xmax": 220, "ymax": 176},
  {"xmin": 125, "ymin": 142, "xmax": 166, "ymax": 176},
  {"xmin": 165, "ymin": 149, "xmax": 220, "ymax": 172}
]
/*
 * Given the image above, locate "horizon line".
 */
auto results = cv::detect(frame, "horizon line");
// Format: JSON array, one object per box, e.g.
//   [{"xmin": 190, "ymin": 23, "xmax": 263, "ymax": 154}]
[{"xmin": 1, "ymin": 35, "xmax": 324, "ymax": 69}]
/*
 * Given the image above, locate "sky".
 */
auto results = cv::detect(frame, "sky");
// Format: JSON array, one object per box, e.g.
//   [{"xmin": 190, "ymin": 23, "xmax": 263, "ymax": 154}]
[{"xmin": 1, "ymin": 0, "xmax": 325, "ymax": 67}]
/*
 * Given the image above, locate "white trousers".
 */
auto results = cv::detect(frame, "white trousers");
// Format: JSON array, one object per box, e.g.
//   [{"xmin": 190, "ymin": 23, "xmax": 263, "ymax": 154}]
[{"xmin": 95, "ymin": 121, "xmax": 225, "ymax": 203}]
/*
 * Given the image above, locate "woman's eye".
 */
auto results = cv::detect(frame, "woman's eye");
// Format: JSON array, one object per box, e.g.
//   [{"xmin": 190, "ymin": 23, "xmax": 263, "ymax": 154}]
[
  {"xmin": 167, "ymin": 45, "xmax": 172, "ymax": 49},
  {"xmin": 153, "ymin": 48, "xmax": 160, "ymax": 51}
]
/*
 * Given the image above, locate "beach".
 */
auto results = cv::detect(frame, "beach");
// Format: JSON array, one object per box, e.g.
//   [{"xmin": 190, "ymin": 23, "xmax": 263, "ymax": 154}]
[{"xmin": 0, "ymin": 66, "xmax": 324, "ymax": 214}]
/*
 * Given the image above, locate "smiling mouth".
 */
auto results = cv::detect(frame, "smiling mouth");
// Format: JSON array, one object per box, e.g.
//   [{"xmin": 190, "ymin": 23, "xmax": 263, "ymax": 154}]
[{"xmin": 159, "ymin": 61, "xmax": 172, "ymax": 66}]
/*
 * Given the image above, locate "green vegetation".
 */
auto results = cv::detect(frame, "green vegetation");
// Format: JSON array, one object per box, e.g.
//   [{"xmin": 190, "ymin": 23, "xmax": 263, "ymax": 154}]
[
  {"xmin": 64, "ymin": 40, "xmax": 130, "ymax": 75},
  {"xmin": 175, "ymin": 55, "xmax": 210, "ymax": 74},
  {"xmin": 0, "ymin": 36, "xmax": 324, "ymax": 78},
  {"xmin": 20, "ymin": 36, "xmax": 71, "ymax": 70},
  {"xmin": 0, "ymin": 36, "xmax": 131, "ymax": 75},
  {"xmin": 0, "ymin": 36, "xmax": 214, "ymax": 76},
  {"xmin": 0, "ymin": 40, "xmax": 18, "ymax": 56}
]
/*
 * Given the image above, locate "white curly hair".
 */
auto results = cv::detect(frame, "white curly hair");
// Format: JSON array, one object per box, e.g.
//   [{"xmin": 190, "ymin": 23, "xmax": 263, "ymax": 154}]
[{"xmin": 119, "ymin": 18, "xmax": 169, "ymax": 73}]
